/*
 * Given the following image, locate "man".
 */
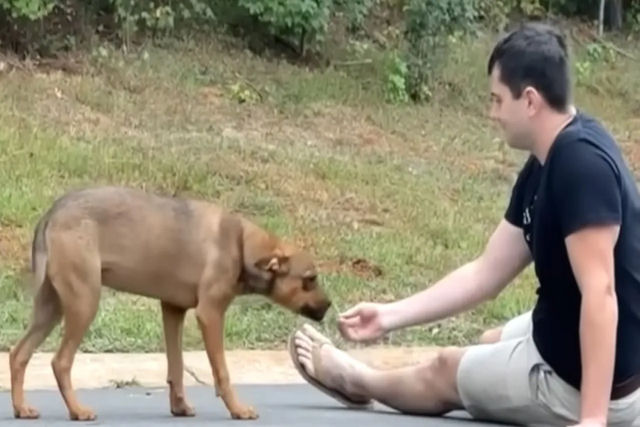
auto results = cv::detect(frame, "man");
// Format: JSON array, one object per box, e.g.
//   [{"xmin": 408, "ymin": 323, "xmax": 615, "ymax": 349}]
[{"xmin": 289, "ymin": 22, "xmax": 640, "ymax": 426}]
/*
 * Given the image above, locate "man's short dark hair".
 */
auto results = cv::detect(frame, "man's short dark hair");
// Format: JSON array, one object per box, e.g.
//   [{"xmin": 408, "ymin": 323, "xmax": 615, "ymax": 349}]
[{"xmin": 487, "ymin": 22, "xmax": 570, "ymax": 112}]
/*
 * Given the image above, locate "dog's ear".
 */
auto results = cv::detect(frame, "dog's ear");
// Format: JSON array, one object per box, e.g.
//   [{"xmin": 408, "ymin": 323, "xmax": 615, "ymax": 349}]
[{"xmin": 255, "ymin": 255, "xmax": 290, "ymax": 274}]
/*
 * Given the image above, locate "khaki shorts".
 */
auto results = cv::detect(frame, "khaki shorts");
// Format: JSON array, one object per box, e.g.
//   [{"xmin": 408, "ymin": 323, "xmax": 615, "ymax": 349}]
[{"xmin": 457, "ymin": 310, "xmax": 640, "ymax": 426}]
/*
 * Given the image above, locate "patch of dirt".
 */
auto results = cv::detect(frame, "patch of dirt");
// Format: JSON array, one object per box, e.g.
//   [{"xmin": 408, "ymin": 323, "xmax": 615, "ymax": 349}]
[
  {"xmin": 350, "ymin": 258, "xmax": 384, "ymax": 278},
  {"xmin": 198, "ymin": 85, "xmax": 228, "ymax": 107},
  {"xmin": 319, "ymin": 256, "xmax": 384, "ymax": 279}
]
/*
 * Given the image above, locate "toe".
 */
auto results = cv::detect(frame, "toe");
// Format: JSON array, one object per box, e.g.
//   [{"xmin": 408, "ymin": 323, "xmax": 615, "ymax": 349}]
[
  {"xmin": 299, "ymin": 354, "xmax": 315, "ymax": 376},
  {"xmin": 303, "ymin": 324, "xmax": 333, "ymax": 345},
  {"xmin": 302, "ymin": 324, "xmax": 333, "ymax": 345},
  {"xmin": 296, "ymin": 345, "xmax": 312, "ymax": 361},
  {"xmin": 294, "ymin": 332, "xmax": 312, "ymax": 351}
]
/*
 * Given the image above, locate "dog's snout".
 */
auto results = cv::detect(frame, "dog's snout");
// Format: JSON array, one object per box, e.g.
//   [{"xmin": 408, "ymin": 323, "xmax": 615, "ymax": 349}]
[{"xmin": 300, "ymin": 301, "xmax": 331, "ymax": 322}]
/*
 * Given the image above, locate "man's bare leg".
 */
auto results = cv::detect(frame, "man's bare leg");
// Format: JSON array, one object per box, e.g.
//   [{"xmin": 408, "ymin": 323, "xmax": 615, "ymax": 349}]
[
  {"xmin": 292, "ymin": 325, "xmax": 466, "ymax": 415},
  {"xmin": 479, "ymin": 310, "xmax": 533, "ymax": 344},
  {"xmin": 478, "ymin": 326, "xmax": 503, "ymax": 344}
]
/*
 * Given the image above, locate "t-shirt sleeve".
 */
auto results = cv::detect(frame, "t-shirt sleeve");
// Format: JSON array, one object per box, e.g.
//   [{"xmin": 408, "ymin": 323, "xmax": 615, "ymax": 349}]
[
  {"xmin": 504, "ymin": 179, "xmax": 524, "ymax": 228},
  {"xmin": 504, "ymin": 156, "xmax": 534, "ymax": 228},
  {"xmin": 551, "ymin": 141, "xmax": 622, "ymax": 238}
]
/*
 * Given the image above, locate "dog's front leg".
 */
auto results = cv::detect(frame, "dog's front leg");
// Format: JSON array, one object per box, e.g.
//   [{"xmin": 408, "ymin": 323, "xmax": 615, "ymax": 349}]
[{"xmin": 196, "ymin": 294, "xmax": 258, "ymax": 420}]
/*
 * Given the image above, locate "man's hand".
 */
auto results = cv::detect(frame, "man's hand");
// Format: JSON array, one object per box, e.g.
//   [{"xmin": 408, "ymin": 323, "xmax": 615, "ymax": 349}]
[
  {"xmin": 565, "ymin": 223, "xmax": 620, "ymax": 426},
  {"xmin": 568, "ymin": 419, "xmax": 606, "ymax": 427},
  {"xmin": 338, "ymin": 302, "xmax": 386, "ymax": 342}
]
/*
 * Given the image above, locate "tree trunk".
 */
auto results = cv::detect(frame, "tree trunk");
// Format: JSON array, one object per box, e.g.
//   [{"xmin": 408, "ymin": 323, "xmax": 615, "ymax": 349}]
[
  {"xmin": 599, "ymin": 0, "xmax": 606, "ymax": 36},
  {"xmin": 607, "ymin": 0, "xmax": 623, "ymax": 32}
]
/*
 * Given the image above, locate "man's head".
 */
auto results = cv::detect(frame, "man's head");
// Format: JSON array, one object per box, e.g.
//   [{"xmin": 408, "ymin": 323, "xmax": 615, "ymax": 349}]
[{"xmin": 487, "ymin": 22, "xmax": 571, "ymax": 150}]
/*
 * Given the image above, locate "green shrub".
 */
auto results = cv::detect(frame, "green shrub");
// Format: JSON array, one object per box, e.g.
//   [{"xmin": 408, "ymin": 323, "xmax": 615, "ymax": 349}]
[
  {"xmin": 334, "ymin": 0, "xmax": 377, "ymax": 32},
  {"xmin": 0, "ymin": 0, "xmax": 56, "ymax": 19},
  {"xmin": 0, "ymin": 0, "xmax": 216, "ymax": 55},
  {"xmin": 385, "ymin": 52, "xmax": 409, "ymax": 103},
  {"xmin": 111, "ymin": 0, "xmax": 216, "ymax": 49},
  {"xmin": 237, "ymin": 0, "xmax": 332, "ymax": 56},
  {"xmin": 403, "ymin": 0, "xmax": 478, "ymax": 102}
]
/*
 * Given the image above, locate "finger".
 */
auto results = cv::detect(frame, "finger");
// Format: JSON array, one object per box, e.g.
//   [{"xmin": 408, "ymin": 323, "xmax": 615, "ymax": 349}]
[
  {"xmin": 339, "ymin": 324, "xmax": 366, "ymax": 342},
  {"xmin": 338, "ymin": 316, "xmax": 362, "ymax": 328},
  {"xmin": 339, "ymin": 327, "xmax": 357, "ymax": 341},
  {"xmin": 339, "ymin": 303, "xmax": 363, "ymax": 318},
  {"xmin": 337, "ymin": 320, "xmax": 353, "ymax": 338},
  {"xmin": 337, "ymin": 321, "xmax": 352, "ymax": 337}
]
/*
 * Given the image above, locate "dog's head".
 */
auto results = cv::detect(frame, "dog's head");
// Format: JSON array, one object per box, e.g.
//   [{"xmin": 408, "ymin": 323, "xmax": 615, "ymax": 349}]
[
  {"xmin": 253, "ymin": 250, "xmax": 331, "ymax": 322},
  {"xmin": 241, "ymin": 226, "xmax": 331, "ymax": 322}
]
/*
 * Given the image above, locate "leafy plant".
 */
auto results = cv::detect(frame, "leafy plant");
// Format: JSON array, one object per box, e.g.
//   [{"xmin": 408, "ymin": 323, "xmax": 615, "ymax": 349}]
[
  {"xmin": 112, "ymin": 0, "xmax": 216, "ymax": 50},
  {"xmin": 626, "ymin": 1, "xmax": 640, "ymax": 32},
  {"xmin": 403, "ymin": 0, "xmax": 479, "ymax": 102},
  {"xmin": 0, "ymin": 0, "xmax": 56, "ymax": 20},
  {"xmin": 385, "ymin": 52, "xmax": 409, "ymax": 103},
  {"xmin": 334, "ymin": 0, "xmax": 377, "ymax": 32},
  {"xmin": 237, "ymin": 0, "xmax": 332, "ymax": 56}
]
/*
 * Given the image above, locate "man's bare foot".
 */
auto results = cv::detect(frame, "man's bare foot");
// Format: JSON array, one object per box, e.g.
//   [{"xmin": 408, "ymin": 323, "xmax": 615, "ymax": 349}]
[{"xmin": 292, "ymin": 324, "xmax": 372, "ymax": 403}]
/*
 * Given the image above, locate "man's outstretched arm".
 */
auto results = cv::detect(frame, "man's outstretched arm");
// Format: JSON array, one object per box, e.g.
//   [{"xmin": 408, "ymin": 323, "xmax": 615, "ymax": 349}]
[{"xmin": 381, "ymin": 218, "xmax": 532, "ymax": 332}]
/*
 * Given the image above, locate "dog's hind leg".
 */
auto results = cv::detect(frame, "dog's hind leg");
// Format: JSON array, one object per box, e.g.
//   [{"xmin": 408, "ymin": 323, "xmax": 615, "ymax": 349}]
[
  {"xmin": 161, "ymin": 302, "xmax": 195, "ymax": 417},
  {"xmin": 10, "ymin": 279, "xmax": 62, "ymax": 419},
  {"xmin": 47, "ymin": 234, "xmax": 101, "ymax": 421}
]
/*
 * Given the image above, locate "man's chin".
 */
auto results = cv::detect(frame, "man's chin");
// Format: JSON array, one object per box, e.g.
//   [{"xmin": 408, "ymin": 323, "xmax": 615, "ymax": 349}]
[{"xmin": 505, "ymin": 138, "xmax": 529, "ymax": 151}]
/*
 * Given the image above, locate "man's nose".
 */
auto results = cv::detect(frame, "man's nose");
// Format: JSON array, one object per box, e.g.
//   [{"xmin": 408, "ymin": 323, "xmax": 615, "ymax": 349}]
[{"xmin": 488, "ymin": 107, "xmax": 499, "ymax": 121}]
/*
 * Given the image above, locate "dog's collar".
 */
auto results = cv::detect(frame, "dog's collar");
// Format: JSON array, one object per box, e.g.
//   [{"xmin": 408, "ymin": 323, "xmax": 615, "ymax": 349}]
[{"xmin": 239, "ymin": 270, "xmax": 277, "ymax": 295}]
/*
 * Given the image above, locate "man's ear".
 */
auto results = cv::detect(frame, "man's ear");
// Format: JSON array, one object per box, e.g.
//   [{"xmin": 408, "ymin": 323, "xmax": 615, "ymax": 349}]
[
  {"xmin": 255, "ymin": 255, "xmax": 290, "ymax": 274},
  {"xmin": 523, "ymin": 86, "xmax": 542, "ymax": 115}
]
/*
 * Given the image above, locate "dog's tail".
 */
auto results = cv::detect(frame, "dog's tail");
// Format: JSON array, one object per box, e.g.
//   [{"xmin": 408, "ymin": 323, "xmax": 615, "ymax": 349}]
[{"xmin": 30, "ymin": 214, "xmax": 50, "ymax": 294}]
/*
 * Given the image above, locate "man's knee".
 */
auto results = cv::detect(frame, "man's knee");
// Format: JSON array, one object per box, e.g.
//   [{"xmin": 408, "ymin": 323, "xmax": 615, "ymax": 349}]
[
  {"xmin": 479, "ymin": 327, "xmax": 502, "ymax": 344},
  {"xmin": 417, "ymin": 346, "xmax": 466, "ymax": 405},
  {"xmin": 435, "ymin": 346, "xmax": 465, "ymax": 373},
  {"xmin": 418, "ymin": 346, "xmax": 465, "ymax": 384}
]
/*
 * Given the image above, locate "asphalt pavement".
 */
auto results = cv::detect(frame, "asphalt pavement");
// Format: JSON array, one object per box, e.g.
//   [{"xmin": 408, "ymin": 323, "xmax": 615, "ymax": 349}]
[{"xmin": 0, "ymin": 384, "xmax": 514, "ymax": 426}]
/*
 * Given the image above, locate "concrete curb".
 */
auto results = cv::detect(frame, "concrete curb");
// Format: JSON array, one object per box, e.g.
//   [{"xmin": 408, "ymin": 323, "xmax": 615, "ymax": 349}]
[{"xmin": 0, "ymin": 347, "xmax": 434, "ymax": 391}]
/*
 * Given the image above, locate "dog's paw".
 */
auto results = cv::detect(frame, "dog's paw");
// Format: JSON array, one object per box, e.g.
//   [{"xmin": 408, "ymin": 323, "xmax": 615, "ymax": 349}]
[
  {"xmin": 14, "ymin": 404, "xmax": 40, "ymax": 419},
  {"xmin": 70, "ymin": 405, "xmax": 96, "ymax": 421},
  {"xmin": 171, "ymin": 400, "xmax": 196, "ymax": 417},
  {"xmin": 230, "ymin": 404, "xmax": 258, "ymax": 420}
]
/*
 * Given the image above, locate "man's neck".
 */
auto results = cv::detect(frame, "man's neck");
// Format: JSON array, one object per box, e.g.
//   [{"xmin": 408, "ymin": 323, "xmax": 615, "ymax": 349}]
[{"xmin": 532, "ymin": 105, "xmax": 576, "ymax": 164}]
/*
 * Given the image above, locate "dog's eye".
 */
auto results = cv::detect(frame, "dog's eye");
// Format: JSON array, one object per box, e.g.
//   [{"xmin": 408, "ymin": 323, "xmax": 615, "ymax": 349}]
[{"xmin": 302, "ymin": 275, "xmax": 317, "ymax": 291}]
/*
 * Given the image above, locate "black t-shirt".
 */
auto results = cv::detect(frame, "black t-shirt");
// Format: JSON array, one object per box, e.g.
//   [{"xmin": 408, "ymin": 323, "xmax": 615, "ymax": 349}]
[{"xmin": 505, "ymin": 111, "xmax": 640, "ymax": 390}]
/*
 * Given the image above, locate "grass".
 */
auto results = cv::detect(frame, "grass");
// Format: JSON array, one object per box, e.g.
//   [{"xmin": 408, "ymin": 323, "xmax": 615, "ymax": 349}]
[{"xmin": 0, "ymin": 28, "xmax": 639, "ymax": 353}]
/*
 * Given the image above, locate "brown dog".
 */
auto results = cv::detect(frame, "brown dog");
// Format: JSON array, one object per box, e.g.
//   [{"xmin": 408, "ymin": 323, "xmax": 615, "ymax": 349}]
[{"xmin": 9, "ymin": 186, "xmax": 331, "ymax": 421}]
